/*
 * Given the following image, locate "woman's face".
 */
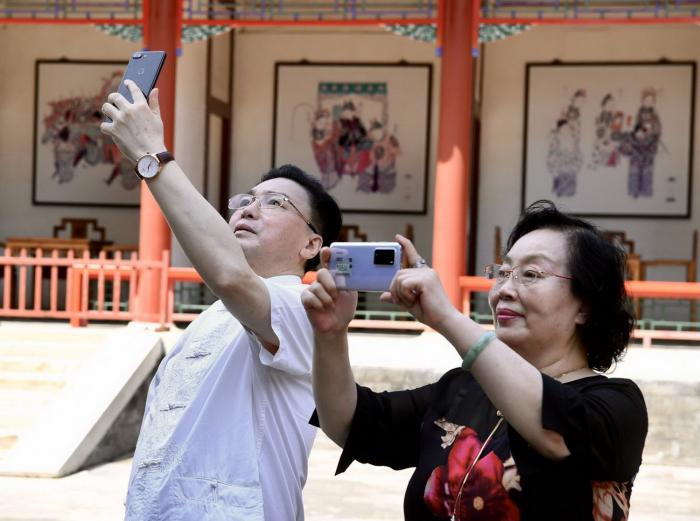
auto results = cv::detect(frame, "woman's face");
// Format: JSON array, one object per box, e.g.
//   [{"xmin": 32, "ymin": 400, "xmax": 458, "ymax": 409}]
[{"xmin": 488, "ymin": 228, "xmax": 587, "ymax": 366}]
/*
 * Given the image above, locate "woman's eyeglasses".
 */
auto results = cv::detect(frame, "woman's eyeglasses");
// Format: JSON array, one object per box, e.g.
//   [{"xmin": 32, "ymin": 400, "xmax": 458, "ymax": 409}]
[{"xmin": 484, "ymin": 264, "xmax": 573, "ymax": 287}]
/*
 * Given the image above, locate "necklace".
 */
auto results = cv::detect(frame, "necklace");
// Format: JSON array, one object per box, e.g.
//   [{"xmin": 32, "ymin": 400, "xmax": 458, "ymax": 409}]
[
  {"xmin": 552, "ymin": 365, "xmax": 590, "ymax": 381},
  {"xmin": 451, "ymin": 365, "xmax": 590, "ymax": 520},
  {"xmin": 452, "ymin": 410, "xmax": 504, "ymax": 520}
]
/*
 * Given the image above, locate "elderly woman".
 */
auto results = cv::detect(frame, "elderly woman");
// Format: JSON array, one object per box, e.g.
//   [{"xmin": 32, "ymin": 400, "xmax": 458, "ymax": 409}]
[{"xmin": 302, "ymin": 201, "xmax": 647, "ymax": 521}]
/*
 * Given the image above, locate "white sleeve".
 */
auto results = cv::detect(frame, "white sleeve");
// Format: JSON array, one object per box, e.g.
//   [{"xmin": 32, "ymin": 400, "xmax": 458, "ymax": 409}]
[{"xmin": 255, "ymin": 279, "xmax": 313, "ymax": 376}]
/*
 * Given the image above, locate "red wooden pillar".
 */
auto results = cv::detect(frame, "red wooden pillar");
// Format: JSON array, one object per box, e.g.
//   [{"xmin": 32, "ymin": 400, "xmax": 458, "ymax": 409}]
[
  {"xmin": 432, "ymin": 0, "xmax": 477, "ymax": 307},
  {"xmin": 136, "ymin": 0, "xmax": 180, "ymax": 322}
]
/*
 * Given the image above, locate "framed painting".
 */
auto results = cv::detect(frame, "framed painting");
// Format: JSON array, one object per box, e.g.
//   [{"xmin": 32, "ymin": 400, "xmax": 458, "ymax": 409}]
[
  {"xmin": 32, "ymin": 59, "xmax": 140, "ymax": 208},
  {"xmin": 272, "ymin": 62, "xmax": 432, "ymax": 214},
  {"xmin": 522, "ymin": 61, "xmax": 696, "ymax": 218}
]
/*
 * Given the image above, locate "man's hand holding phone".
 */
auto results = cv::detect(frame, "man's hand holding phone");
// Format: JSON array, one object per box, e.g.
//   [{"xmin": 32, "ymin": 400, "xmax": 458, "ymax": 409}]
[
  {"xmin": 101, "ymin": 81, "xmax": 166, "ymax": 163},
  {"xmin": 301, "ymin": 248, "xmax": 359, "ymax": 336},
  {"xmin": 100, "ymin": 51, "xmax": 167, "ymax": 163}
]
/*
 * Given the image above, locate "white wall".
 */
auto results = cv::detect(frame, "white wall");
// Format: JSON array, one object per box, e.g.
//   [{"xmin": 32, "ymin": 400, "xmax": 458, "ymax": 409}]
[
  {"xmin": 478, "ymin": 25, "xmax": 700, "ymax": 281},
  {"xmin": 4, "ymin": 24, "xmax": 698, "ymax": 280},
  {"xmin": 0, "ymin": 25, "xmax": 206, "ymax": 260},
  {"xmin": 231, "ymin": 27, "xmax": 440, "ymax": 261}
]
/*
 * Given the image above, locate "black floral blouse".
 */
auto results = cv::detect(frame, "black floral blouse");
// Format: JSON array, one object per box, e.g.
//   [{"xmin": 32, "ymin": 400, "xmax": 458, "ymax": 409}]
[{"xmin": 312, "ymin": 369, "xmax": 647, "ymax": 521}]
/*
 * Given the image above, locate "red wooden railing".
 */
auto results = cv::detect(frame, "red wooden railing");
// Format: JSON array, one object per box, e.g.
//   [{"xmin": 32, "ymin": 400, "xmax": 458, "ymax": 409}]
[
  {"xmin": 0, "ymin": 247, "xmax": 168, "ymax": 327},
  {"xmin": 2, "ymin": 248, "xmax": 700, "ymax": 346},
  {"xmin": 68, "ymin": 251, "xmax": 169, "ymax": 327},
  {"xmin": 1, "ymin": 247, "xmax": 87, "ymax": 320},
  {"xmin": 0, "ymin": 248, "xmax": 319, "ymax": 329}
]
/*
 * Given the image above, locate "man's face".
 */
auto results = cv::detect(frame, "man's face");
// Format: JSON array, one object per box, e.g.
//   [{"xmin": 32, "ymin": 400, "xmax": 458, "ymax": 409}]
[{"xmin": 228, "ymin": 177, "xmax": 318, "ymax": 275}]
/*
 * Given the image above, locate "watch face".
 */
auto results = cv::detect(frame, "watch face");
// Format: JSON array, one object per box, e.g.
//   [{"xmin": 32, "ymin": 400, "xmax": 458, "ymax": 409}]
[{"xmin": 137, "ymin": 155, "xmax": 159, "ymax": 178}]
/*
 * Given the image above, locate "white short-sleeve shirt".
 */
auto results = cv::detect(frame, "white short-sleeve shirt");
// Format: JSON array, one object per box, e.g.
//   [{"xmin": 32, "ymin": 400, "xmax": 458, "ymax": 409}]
[{"xmin": 125, "ymin": 275, "xmax": 317, "ymax": 521}]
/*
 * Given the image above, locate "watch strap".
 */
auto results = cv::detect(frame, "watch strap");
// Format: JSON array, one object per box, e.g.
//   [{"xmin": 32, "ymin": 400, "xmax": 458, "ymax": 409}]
[{"xmin": 155, "ymin": 151, "xmax": 174, "ymax": 166}]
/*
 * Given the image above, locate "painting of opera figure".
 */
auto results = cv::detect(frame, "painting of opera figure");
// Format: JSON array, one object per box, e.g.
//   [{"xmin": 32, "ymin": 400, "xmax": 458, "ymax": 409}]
[
  {"xmin": 273, "ymin": 63, "xmax": 431, "ymax": 214},
  {"xmin": 33, "ymin": 59, "xmax": 140, "ymax": 207},
  {"xmin": 618, "ymin": 88, "xmax": 663, "ymax": 199},
  {"xmin": 524, "ymin": 62, "xmax": 694, "ymax": 218},
  {"xmin": 546, "ymin": 89, "xmax": 586, "ymax": 197}
]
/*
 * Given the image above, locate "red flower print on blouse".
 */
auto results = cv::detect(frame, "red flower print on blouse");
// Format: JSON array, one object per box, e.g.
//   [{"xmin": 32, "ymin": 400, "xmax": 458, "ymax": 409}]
[
  {"xmin": 592, "ymin": 480, "xmax": 630, "ymax": 521},
  {"xmin": 424, "ymin": 427, "xmax": 519, "ymax": 520}
]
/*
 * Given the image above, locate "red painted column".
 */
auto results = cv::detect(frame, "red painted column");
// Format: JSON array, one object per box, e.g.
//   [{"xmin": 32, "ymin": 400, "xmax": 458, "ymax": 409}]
[
  {"xmin": 432, "ymin": 0, "xmax": 476, "ymax": 307},
  {"xmin": 136, "ymin": 0, "xmax": 179, "ymax": 322}
]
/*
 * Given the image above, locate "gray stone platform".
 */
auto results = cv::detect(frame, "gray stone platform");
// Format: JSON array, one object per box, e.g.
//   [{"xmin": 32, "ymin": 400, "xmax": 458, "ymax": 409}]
[
  {"xmin": 0, "ymin": 327, "xmax": 698, "ymax": 519},
  {"xmin": 0, "ymin": 321, "xmax": 163, "ymax": 477}
]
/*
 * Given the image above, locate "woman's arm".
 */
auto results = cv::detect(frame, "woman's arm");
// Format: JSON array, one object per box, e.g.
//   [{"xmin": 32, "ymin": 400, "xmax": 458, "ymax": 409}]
[
  {"xmin": 301, "ymin": 252, "xmax": 359, "ymax": 446},
  {"xmin": 384, "ymin": 236, "xmax": 571, "ymax": 460},
  {"xmin": 438, "ymin": 311, "xmax": 570, "ymax": 460}
]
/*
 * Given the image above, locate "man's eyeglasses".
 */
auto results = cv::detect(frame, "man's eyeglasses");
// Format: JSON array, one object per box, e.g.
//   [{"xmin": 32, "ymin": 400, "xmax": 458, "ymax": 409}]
[
  {"xmin": 228, "ymin": 192, "xmax": 318, "ymax": 234},
  {"xmin": 484, "ymin": 264, "xmax": 573, "ymax": 287}
]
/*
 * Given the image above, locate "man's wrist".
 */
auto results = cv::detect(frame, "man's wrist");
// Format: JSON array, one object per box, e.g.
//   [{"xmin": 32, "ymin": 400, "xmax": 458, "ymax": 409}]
[{"xmin": 131, "ymin": 143, "xmax": 167, "ymax": 163}]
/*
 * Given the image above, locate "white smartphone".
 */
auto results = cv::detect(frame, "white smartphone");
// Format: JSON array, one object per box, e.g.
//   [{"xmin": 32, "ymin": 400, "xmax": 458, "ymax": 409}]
[{"xmin": 329, "ymin": 242, "xmax": 402, "ymax": 292}]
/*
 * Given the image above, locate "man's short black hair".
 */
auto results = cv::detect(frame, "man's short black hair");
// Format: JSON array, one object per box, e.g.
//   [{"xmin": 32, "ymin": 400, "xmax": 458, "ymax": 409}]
[
  {"xmin": 261, "ymin": 164, "xmax": 342, "ymax": 271},
  {"xmin": 506, "ymin": 200, "xmax": 635, "ymax": 371}
]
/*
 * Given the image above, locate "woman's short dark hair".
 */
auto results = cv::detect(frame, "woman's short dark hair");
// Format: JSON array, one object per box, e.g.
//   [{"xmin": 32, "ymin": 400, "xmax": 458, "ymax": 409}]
[
  {"xmin": 506, "ymin": 200, "xmax": 634, "ymax": 371},
  {"xmin": 261, "ymin": 164, "xmax": 342, "ymax": 271}
]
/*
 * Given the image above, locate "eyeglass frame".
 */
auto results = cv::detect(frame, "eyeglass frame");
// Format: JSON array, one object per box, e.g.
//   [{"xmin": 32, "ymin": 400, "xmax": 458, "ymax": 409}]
[
  {"xmin": 228, "ymin": 191, "xmax": 319, "ymax": 234},
  {"xmin": 484, "ymin": 263, "xmax": 573, "ymax": 287}
]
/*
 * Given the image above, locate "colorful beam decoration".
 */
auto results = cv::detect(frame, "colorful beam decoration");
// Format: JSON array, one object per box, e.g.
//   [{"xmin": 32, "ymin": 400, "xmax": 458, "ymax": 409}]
[
  {"xmin": 2, "ymin": 1, "xmax": 699, "ymax": 27},
  {"xmin": 180, "ymin": 0, "xmax": 436, "ymax": 25},
  {"xmin": 0, "ymin": 0, "xmax": 142, "ymax": 25},
  {"xmin": 481, "ymin": 0, "xmax": 700, "ymax": 24}
]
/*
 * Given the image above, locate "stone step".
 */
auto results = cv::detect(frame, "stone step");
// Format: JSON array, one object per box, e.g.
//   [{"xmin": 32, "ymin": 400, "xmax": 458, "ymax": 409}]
[
  {"xmin": 0, "ymin": 390, "xmax": 61, "ymax": 459},
  {"xmin": 0, "ymin": 416, "xmax": 46, "ymax": 431},
  {"xmin": 0, "ymin": 355, "xmax": 81, "ymax": 374},
  {"xmin": 0, "ymin": 336, "xmax": 95, "ymax": 359},
  {"xmin": 0, "ymin": 388, "xmax": 62, "ymax": 402},
  {"xmin": 0, "ymin": 377, "xmax": 66, "ymax": 391},
  {"xmin": 0, "ymin": 414, "xmax": 36, "ymax": 429},
  {"xmin": 0, "ymin": 434, "xmax": 18, "ymax": 455}
]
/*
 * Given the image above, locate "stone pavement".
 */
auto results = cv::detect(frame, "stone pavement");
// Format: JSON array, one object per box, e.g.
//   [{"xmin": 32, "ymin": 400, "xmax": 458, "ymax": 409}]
[
  {"xmin": 0, "ymin": 330, "xmax": 699, "ymax": 519},
  {"xmin": 0, "ymin": 432, "xmax": 698, "ymax": 520}
]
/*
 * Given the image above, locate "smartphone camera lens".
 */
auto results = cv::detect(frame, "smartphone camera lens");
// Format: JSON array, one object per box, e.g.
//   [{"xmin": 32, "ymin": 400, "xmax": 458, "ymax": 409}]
[
  {"xmin": 373, "ymin": 249, "xmax": 395, "ymax": 266},
  {"xmin": 132, "ymin": 52, "xmax": 143, "ymax": 59}
]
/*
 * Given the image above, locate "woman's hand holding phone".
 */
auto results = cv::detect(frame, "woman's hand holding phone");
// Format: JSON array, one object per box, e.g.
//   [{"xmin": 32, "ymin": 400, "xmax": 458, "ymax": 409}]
[{"xmin": 380, "ymin": 234, "xmax": 459, "ymax": 331}]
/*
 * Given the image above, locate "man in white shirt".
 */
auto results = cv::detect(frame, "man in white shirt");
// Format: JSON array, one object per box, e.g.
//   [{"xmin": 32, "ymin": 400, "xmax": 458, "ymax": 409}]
[{"xmin": 101, "ymin": 80, "xmax": 342, "ymax": 520}]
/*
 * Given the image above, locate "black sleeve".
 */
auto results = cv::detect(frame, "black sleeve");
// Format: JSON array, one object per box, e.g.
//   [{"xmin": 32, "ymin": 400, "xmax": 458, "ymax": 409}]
[
  {"xmin": 539, "ymin": 375, "xmax": 648, "ymax": 481},
  {"xmin": 310, "ymin": 381, "xmax": 436, "ymax": 475}
]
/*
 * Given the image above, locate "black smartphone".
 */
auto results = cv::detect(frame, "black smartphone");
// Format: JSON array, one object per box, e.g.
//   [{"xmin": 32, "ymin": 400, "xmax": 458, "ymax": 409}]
[{"xmin": 105, "ymin": 50, "xmax": 166, "ymax": 121}]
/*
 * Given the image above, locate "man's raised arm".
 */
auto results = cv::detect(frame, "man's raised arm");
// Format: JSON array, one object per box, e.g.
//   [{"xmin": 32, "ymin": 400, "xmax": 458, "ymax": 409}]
[{"xmin": 101, "ymin": 81, "xmax": 278, "ymax": 347}]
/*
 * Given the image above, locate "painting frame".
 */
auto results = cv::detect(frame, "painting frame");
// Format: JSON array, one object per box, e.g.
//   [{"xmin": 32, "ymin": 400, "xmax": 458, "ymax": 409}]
[
  {"xmin": 272, "ymin": 61, "xmax": 432, "ymax": 214},
  {"xmin": 32, "ymin": 58, "xmax": 141, "ymax": 208},
  {"xmin": 522, "ymin": 61, "xmax": 696, "ymax": 219}
]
